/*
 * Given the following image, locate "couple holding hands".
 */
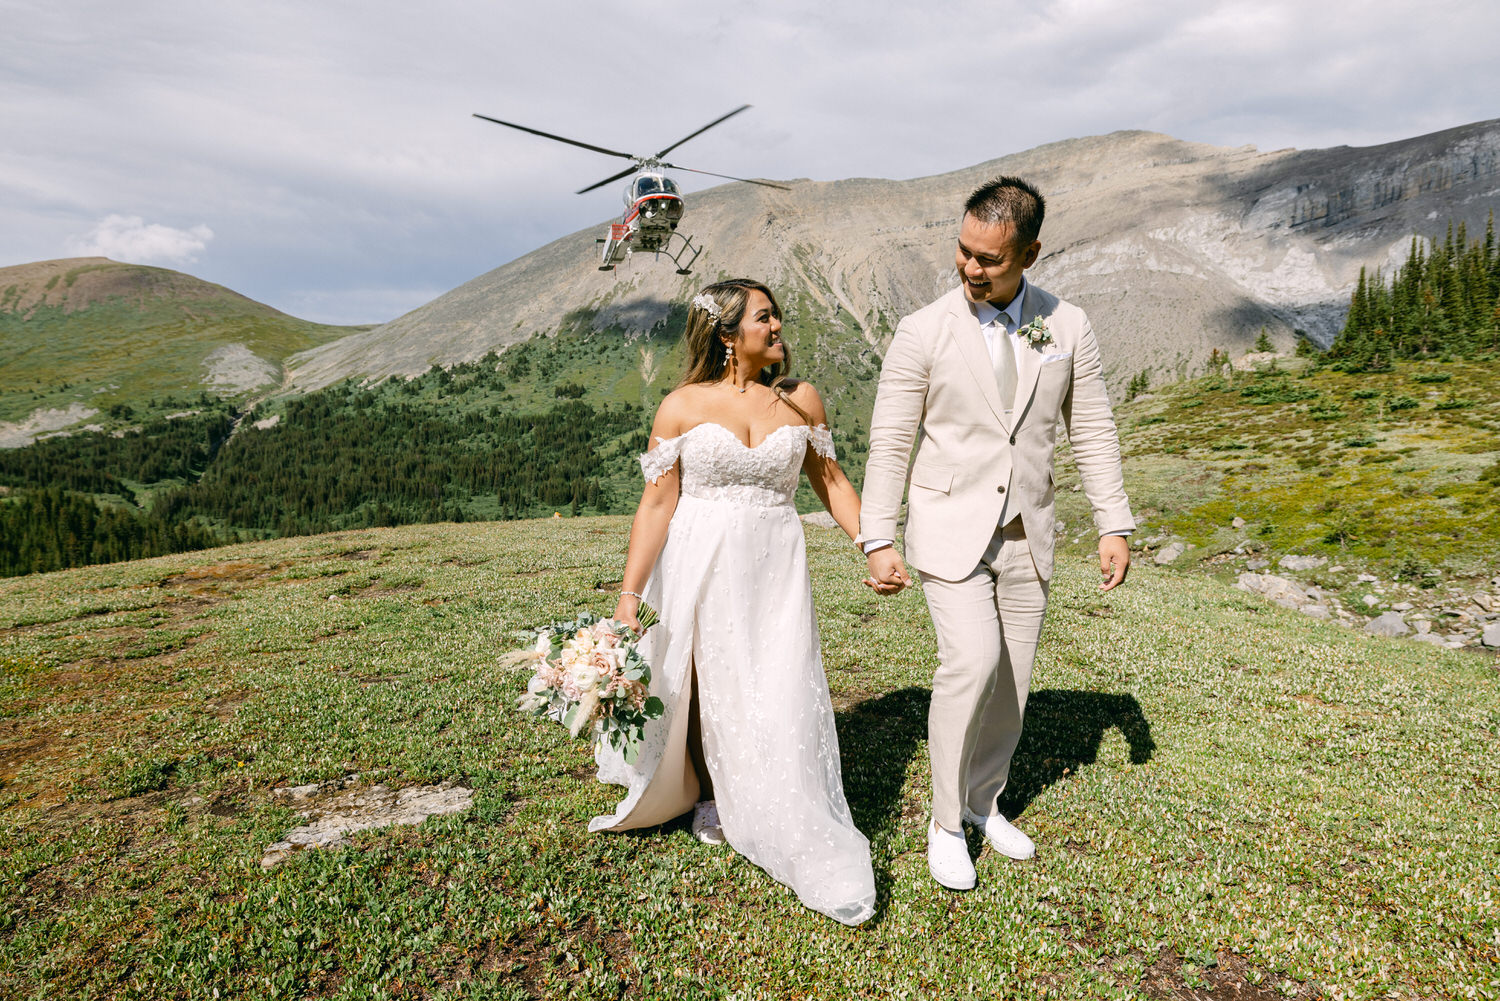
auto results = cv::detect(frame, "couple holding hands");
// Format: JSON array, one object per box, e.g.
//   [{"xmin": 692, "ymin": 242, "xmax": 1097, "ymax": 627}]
[{"xmin": 598, "ymin": 176, "xmax": 1135, "ymax": 925}]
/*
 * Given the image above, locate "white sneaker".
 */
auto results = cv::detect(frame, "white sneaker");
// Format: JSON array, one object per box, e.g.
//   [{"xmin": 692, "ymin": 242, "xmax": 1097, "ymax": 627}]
[
  {"xmin": 691, "ymin": 800, "xmax": 725, "ymax": 845},
  {"xmin": 963, "ymin": 808, "xmax": 1036, "ymax": 859},
  {"xmin": 927, "ymin": 819, "xmax": 976, "ymax": 890}
]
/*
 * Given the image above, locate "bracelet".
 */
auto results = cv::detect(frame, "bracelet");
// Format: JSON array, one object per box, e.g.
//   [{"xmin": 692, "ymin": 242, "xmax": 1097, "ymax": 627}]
[{"xmin": 620, "ymin": 589, "xmax": 645, "ymax": 602}]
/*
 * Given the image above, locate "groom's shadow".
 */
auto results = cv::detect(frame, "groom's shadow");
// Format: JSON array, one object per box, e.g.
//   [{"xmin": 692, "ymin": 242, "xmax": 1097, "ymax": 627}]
[
  {"xmin": 994, "ymin": 689, "xmax": 1155, "ymax": 818},
  {"xmin": 835, "ymin": 687, "xmax": 1154, "ymax": 917}
]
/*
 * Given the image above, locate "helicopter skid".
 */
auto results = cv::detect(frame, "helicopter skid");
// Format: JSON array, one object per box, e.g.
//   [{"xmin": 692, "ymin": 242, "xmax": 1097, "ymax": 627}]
[
  {"xmin": 660, "ymin": 231, "xmax": 702, "ymax": 275},
  {"xmin": 597, "ymin": 227, "xmax": 701, "ymax": 275}
]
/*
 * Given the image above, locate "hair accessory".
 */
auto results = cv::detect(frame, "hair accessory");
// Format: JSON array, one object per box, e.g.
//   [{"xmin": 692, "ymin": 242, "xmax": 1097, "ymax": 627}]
[{"xmin": 692, "ymin": 292, "xmax": 722, "ymax": 320}]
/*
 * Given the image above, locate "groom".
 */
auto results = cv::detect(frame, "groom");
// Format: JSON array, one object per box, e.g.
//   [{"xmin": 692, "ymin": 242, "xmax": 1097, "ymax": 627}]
[{"xmin": 859, "ymin": 176, "xmax": 1134, "ymax": 890}]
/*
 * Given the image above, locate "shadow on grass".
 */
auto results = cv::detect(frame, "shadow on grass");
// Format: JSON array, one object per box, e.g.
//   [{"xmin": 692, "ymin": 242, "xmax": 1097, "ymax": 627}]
[
  {"xmin": 835, "ymin": 685, "xmax": 1152, "ymax": 921},
  {"xmin": 836, "ymin": 685, "xmax": 1155, "ymax": 830},
  {"xmin": 997, "ymin": 689, "xmax": 1155, "ymax": 819}
]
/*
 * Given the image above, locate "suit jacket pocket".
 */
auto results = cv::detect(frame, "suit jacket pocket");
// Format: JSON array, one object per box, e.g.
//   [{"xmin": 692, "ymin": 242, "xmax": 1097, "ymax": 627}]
[{"xmin": 910, "ymin": 460, "xmax": 953, "ymax": 494}]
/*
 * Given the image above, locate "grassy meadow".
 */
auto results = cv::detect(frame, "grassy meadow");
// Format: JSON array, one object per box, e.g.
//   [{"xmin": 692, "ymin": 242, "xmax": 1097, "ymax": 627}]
[
  {"xmin": 1, "ymin": 518, "xmax": 1496, "ymax": 999},
  {"xmin": 1054, "ymin": 357, "xmax": 1500, "ymax": 589}
]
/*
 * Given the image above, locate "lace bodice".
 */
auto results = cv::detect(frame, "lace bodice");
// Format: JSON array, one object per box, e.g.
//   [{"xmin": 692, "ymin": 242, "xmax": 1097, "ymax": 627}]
[{"xmin": 639, "ymin": 422, "xmax": 836, "ymax": 507}]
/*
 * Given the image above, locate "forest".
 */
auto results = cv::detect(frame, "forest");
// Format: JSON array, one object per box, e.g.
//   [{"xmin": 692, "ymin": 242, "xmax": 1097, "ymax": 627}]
[
  {"xmin": 0, "ymin": 365, "xmax": 648, "ymax": 577},
  {"xmin": 1326, "ymin": 214, "xmax": 1500, "ymax": 369}
]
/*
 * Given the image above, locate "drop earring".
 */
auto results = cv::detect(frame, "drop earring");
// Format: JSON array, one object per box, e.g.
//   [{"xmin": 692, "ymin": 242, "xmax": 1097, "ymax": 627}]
[{"xmin": 725, "ymin": 345, "xmax": 745, "ymax": 393}]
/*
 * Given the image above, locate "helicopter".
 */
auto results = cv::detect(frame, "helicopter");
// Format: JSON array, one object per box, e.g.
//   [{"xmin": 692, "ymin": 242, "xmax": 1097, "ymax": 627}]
[{"xmin": 473, "ymin": 104, "xmax": 788, "ymax": 274}]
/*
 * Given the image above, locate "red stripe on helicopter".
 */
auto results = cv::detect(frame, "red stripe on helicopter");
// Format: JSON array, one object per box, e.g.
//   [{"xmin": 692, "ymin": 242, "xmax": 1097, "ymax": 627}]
[{"xmin": 623, "ymin": 193, "xmax": 683, "ymax": 225}]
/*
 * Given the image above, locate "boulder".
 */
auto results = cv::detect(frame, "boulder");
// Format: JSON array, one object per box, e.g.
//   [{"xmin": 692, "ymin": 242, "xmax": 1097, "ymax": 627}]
[
  {"xmin": 1231, "ymin": 516, "xmax": 1246, "ymax": 530},
  {"xmin": 1365, "ymin": 611, "xmax": 1410, "ymax": 638},
  {"xmin": 1233, "ymin": 351, "xmax": 1284, "ymax": 370},
  {"xmin": 1237, "ymin": 572, "xmax": 1316, "ymax": 610},
  {"xmin": 262, "ymin": 782, "xmax": 474, "ymax": 869},
  {"xmin": 1278, "ymin": 554, "xmax": 1327, "ymax": 572},
  {"xmin": 1483, "ymin": 623, "xmax": 1500, "ymax": 648},
  {"xmin": 1155, "ymin": 541, "xmax": 1188, "ymax": 565}
]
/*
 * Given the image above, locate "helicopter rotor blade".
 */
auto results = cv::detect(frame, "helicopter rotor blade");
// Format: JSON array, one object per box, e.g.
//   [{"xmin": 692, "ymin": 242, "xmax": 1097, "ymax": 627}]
[
  {"xmin": 472, "ymin": 113, "xmax": 638, "ymax": 161},
  {"xmin": 653, "ymin": 104, "xmax": 753, "ymax": 158},
  {"xmin": 659, "ymin": 162, "xmax": 791, "ymax": 190},
  {"xmin": 575, "ymin": 165, "xmax": 641, "ymax": 195}
]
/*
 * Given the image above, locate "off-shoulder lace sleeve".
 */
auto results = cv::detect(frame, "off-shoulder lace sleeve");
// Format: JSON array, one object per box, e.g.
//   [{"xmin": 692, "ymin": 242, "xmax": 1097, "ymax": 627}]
[
  {"xmin": 807, "ymin": 424, "xmax": 836, "ymax": 461},
  {"xmin": 638, "ymin": 435, "xmax": 683, "ymax": 484}
]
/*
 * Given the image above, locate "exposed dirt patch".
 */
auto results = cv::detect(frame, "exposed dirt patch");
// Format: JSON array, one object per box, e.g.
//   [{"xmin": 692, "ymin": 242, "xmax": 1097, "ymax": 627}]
[
  {"xmin": 0, "ymin": 605, "xmax": 117, "ymax": 635},
  {"xmin": 0, "ymin": 734, "xmax": 58, "ymax": 787},
  {"xmin": 476, "ymin": 912, "xmax": 636, "ymax": 998},
  {"xmin": 356, "ymin": 674, "xmax": 406, "ymax": 686},
  {"xmin": 154, "ymin": 594, "xmax": 220, "ymax": 619},
  {"xmin": 340, "ymin": 549, "xmax": 380, "ymax": 561},
  {"xmin": 353, "ymin": 580, "xmax": 421, "ymax": 597},
  {"xmin": 203, "ymin": 689, "xmax": 250, "ymax": 715},
  {"xmin": 1138, "ymin": 950, "xmax": 1313, "ymax": 1000},
  {"xmin": 160, "ymin": 559, "xmax": 279, "ymax": 587}
]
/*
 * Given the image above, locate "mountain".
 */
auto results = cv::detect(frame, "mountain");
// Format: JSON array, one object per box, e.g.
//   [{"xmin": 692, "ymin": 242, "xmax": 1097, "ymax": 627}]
[
  {"xmin": 287, "ymin": 120, "xmax": 1500, "ymax": 397},
  {"xmin": 0, "ymin": 258, "xmax": 366, "ymax": 444}
]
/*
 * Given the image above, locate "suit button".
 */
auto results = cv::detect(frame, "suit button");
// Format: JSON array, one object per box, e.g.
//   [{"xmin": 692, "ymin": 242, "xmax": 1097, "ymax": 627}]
[{"xmin": 996, "ymin": 485, "xmax": 1006, "ymax": 493}]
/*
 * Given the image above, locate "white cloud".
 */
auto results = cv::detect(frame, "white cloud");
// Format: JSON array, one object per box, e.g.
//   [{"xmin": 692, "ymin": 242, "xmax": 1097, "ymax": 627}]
[{"xmin": 65, "ymin": 214, "xmax": 213, "ymax": 266}]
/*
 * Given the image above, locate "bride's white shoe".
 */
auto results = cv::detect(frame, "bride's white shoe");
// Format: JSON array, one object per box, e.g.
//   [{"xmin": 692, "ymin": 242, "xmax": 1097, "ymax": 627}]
[{"xmin": 691, "ymin": 800, "xmax": 726, "ymax": 845}]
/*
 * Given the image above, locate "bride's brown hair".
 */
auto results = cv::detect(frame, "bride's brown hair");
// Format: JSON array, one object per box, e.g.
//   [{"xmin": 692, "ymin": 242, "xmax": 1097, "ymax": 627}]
[{"xmin": 679, "ymin": 279, "xmax": 813, "ymax": 424}]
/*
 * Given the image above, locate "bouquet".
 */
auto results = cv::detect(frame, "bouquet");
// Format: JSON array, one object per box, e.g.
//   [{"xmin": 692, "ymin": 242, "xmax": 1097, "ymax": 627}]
[{"xmin": 507, "ymin": 611, "xmax": 664, "ymax": 764}]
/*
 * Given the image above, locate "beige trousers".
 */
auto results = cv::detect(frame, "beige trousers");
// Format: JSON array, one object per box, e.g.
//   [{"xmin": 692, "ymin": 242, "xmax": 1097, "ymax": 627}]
[{"xmin": 919, "ymin": 519, "xmax": 1049, "ymax": 831}]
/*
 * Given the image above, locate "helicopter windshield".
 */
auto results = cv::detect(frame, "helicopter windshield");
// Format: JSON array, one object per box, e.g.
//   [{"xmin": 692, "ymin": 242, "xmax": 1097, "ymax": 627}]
[{"xmin": 630, "ymin": 175, "xmax": 664, "ymax": 201}]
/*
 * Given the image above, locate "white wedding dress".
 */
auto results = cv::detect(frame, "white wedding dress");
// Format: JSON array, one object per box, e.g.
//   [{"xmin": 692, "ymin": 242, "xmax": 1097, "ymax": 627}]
[{"xmin": 590, "ymin": 421, "xmax": 876, "ymax": 926}]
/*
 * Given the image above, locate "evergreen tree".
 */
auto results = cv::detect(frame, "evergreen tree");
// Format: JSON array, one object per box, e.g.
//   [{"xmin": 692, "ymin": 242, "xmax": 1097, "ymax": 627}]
[{"xmin": 1326, "ymin": 215, "xmax": 1500, "ymax": 369}]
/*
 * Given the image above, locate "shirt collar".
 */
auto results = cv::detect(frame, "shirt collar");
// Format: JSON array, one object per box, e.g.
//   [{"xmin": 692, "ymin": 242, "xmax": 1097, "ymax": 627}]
[{"xmin": 973, "ymin": 278, "xmax": 1028, "ymax": 329}]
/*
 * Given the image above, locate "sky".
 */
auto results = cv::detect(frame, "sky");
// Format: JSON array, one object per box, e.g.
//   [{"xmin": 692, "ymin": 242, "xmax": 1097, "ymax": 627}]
[{"xmin": 3, "ymin": 0, "xmax": 1497, "ymax": 325}]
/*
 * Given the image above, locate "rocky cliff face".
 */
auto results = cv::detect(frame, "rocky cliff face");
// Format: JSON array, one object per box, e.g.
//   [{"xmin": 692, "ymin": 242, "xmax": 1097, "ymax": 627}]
[{"xmin": 286, "ymin": 120, "xmax": 1500, "ymax": 395}]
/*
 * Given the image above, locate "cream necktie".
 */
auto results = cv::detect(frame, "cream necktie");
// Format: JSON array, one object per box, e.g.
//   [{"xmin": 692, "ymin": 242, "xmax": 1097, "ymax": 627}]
[{"xmin": 991, "ymin": 321, "xmax": 1017, "ymax": 415}]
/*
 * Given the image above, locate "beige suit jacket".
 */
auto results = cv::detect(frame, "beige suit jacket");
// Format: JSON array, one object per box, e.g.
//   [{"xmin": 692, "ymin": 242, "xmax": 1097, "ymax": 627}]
[{"xmin": 861, "ymin": 284, "xmax": 1134, "ymax": 582}]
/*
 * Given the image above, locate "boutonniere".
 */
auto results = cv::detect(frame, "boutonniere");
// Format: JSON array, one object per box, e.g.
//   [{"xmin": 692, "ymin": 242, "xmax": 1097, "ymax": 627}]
[{"xmin": 1017, "ymin": 315, "xmax": 1051, "ymax": 346}]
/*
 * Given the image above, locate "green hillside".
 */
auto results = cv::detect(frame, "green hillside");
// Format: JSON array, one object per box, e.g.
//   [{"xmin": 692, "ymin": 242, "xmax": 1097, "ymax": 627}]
[
  {"xmin": 1054, "ymin": 355, "xmax": 1500, "ymax": 572},
  {"xmin": 0, "ymin": 258, "xmax": 365, "ymax": 426},
  {"xmin": 0, "ymin": 520, "xmax": 1494, "ymax": 998}
]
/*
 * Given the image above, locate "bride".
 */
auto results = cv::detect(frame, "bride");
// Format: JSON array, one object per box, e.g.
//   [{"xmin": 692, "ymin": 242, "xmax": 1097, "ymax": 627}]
[{"xmin": 596, "ymin": 279, "xmax": 884, "ymax": 926}]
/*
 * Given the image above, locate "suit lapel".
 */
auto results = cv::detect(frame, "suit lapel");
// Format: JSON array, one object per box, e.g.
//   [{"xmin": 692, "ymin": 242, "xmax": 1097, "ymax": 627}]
[
  {"xmin": 943, "ymin": 294, "xmax": 1011, "ymax": 431},
  {"xmin": 1011, "ymin": 284, "xmax": 1047, "ymax": 428}
]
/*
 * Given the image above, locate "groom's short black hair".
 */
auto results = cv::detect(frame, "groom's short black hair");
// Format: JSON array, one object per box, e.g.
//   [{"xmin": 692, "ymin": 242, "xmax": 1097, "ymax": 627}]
[{"xmin": 964, "ymin": 176, "xmax": 1046, "ymax": 247}]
